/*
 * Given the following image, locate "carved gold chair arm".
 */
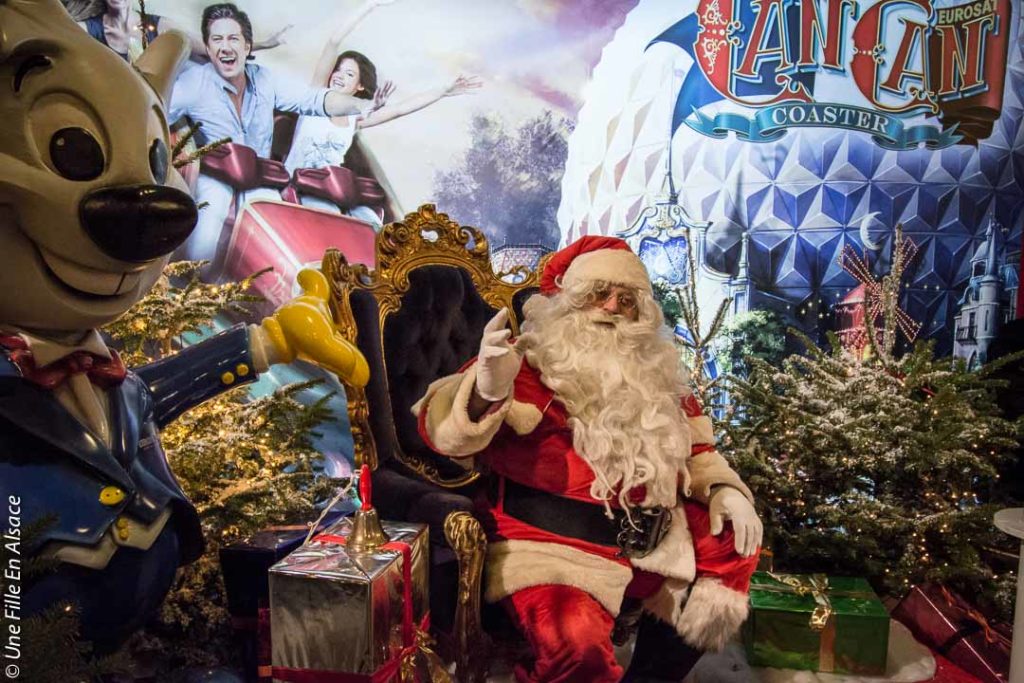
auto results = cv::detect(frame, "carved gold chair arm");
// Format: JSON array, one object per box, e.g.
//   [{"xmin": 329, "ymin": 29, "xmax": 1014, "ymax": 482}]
[{"xmin": 443, "ymin": 511, "xmax": 489, "ymax": 683}]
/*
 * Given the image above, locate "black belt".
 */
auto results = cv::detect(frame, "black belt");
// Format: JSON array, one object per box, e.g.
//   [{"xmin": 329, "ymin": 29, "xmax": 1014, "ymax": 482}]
[{"xmin": 491, "ymin": 477, "xmax": 671, "ymax": 558}]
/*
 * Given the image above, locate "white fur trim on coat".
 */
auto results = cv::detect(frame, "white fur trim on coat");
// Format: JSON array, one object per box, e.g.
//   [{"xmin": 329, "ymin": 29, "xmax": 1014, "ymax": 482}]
[
  {"xmin": 412, "ymin": 365, "xmax": 510, "ymax": 457},
  {"xmin": 629, "ymin": 505, "xmax": 695, "ymax": 583},
  {"xmin": 641, "ymin": 577, "xmax": 689, "ymax": 633},
  {"xmin": 688, "ymin": 414, "xmax": 715, "ymax": 445},
  {"xmin": 687, "ymin": 449, "xmax": 754, "ymax": 505},
  {"xmin": 504, "ymin": 399, "xmax": 544, "ymax": 435},
  {"xmin": 673, "ymin": 577, "xmax": 750, "ymax": 652},
  {"xmin": 561, "ymin": 249, "xmax": 652, "ymax": 294},
  {"xmin": 484, "ymin": 539, "xmax": 633, "ymax": 615}
]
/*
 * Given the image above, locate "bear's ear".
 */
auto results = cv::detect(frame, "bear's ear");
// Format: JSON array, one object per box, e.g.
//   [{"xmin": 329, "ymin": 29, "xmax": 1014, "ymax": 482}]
[
  {"xmin": 0, "ymin": 1, "xmax": 30, "ymax": 62},
  {"xmin": 134, "ymin": 30, "xmax": 190, "ymax": 104},
  {"xmin": 0, "ymin": 1, "xmax": 70, "ymax": 68}
]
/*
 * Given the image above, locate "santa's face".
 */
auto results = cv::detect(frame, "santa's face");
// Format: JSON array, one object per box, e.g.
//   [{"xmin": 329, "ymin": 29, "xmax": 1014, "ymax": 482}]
[{"xmin": 583, "ymin": 284, "xmax": 640, "ymax": 322}]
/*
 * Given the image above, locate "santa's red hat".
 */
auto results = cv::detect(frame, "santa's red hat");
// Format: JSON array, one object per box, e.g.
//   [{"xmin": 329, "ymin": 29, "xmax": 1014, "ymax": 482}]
[{"xmin": 540, "ymin": 236, "xmax": 651, "ymax": 295}]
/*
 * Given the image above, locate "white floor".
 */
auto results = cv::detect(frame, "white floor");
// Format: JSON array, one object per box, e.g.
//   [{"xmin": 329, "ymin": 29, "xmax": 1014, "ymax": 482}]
[{"xmin": 744, "ymin": 622, "xmax": 935, "ymax": 682}]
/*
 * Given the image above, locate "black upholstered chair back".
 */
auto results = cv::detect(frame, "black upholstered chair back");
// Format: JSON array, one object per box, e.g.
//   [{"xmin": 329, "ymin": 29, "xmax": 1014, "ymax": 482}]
[
  {"xmin": 351, "ymin": 266, "xmax": 503, "ymax": 481},
  {"xmin": 325, "ymin": 204, "xmax": 542, "ymax": 489},
  {"xmin": 323, "ymin": 207, "xmax": 544, "ymax": 674}
]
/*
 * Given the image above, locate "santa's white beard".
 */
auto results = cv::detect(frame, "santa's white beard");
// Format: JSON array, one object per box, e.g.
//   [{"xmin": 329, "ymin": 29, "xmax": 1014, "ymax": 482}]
[{"xmin": 518, "ymin": 290, "xmax": 692, "ymax": 510}]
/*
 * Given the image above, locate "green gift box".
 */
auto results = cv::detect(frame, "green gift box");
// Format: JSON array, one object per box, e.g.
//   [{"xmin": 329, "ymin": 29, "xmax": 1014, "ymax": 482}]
[{"xmin": 743, "ymin": 572, "xmax": 889, "ymax": 675}]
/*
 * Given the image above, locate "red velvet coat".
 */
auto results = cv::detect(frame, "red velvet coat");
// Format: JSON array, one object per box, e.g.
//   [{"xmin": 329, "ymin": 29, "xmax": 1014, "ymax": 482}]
[{"xmin": 415, "ymin": 358, "xmax": 758, "ymax": 651}]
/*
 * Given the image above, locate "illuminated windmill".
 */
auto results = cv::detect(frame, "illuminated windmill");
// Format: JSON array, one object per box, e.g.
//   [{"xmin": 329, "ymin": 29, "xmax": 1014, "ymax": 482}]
[{"xmin": 838, "ymin": 223, "xmax": 922, "ymax": 359}]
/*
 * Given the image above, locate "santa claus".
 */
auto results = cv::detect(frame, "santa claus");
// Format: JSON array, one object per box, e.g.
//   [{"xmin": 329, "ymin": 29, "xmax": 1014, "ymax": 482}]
[{"xmin": 414, "ymin": 236, "xmax": 762, "ymax": 682}]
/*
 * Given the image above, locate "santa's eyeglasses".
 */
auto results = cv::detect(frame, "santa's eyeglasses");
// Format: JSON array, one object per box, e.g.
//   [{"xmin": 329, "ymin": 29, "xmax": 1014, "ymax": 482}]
[{"xmin": 584, "ymin": 285, "xmax": 639, "ymax": 313}]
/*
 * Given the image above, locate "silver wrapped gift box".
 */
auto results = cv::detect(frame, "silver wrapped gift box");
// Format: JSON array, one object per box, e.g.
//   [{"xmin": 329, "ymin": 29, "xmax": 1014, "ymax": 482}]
[{"xmin": 268, "ymin": 517, "xmax": 429, "ymax": 681}]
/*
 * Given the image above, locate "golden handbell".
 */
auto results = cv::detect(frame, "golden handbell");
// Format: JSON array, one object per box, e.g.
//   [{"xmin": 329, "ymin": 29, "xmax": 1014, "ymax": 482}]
[{"xmin": 347, "ymin": 464, "xmax": 390, "ymax": 552}]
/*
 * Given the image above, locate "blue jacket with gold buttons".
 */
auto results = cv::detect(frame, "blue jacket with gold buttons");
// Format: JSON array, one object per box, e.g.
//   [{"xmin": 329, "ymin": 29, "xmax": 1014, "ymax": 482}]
[{"xmin": 0, "ymin": 323, "xmax": 257, "ymax": 652}]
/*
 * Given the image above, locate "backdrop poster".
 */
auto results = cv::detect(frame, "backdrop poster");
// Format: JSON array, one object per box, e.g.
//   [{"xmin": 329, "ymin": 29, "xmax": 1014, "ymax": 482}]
[{"xmin": 76, "ymin": 0, "xmax": 1024, "ymax": 441}]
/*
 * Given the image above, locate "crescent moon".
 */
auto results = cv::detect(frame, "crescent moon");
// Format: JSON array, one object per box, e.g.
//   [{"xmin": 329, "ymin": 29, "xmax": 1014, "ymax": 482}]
[{"xmin": 859, "ymin": 212, "xmax": 883, "ymax": 251}]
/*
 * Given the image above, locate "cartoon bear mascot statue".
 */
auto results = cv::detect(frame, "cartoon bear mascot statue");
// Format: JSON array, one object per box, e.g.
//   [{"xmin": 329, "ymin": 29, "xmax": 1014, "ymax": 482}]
[{"xmin": 0, "ymin": 0, "xmax": 369, "ymax": 653}]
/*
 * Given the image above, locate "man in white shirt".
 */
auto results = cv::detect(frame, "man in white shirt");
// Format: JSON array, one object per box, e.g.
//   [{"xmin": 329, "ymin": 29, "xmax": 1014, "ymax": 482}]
[{"xmin": 168, "ymin": 3, "xmax": 376, "ymax": 267}]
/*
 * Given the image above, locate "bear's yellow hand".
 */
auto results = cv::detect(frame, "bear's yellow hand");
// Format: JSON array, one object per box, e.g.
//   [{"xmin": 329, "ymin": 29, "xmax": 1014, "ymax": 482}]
[{"xmin": 261, "ymin": 269, "xmax": 370, "ymax": 388}]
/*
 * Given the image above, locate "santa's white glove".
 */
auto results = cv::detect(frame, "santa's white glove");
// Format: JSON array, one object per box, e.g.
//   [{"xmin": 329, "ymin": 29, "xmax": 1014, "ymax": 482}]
[
  {"xmin": 709, "ymin": 486, "xmax": 763, "ymax": 558},
  {"xmin": 475, "ymin": 309, "xmax": 523, "ymax": 402}
]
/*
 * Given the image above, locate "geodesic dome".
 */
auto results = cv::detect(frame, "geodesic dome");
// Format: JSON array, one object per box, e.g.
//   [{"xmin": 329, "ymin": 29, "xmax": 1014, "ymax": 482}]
[{"xmin": 559, "ymin": 0, "xmax": 1024, "ymax": 355}]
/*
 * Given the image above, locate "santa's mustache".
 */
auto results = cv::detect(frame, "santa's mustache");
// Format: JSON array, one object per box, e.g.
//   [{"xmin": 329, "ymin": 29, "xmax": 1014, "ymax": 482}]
[
  {"xmin": 515, "ymin": 307, "xmax": 631, "ymax": 355},
  {"xmin": 585, "ymin": 308, "xmax": 629, "ymax": 327}
]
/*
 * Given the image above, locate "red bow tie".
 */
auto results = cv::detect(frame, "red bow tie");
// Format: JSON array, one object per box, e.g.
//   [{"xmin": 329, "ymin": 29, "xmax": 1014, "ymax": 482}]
[{"xmin": 0, "ymin": 335, "xmax": 127, "ymax": 390}]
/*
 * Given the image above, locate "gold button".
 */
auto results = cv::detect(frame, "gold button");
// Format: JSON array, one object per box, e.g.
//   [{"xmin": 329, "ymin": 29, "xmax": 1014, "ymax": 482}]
[
  {"xmin": 99, "ymin": 486, "xmax": 125, "ymax": 506},
  {"xmin": 116, "ymin": 517, "xmax": 129, "ymax": 530},
  {"xmin": 221, "ymin": 371, "xmax": 235, "ymax": 385},
  {"xmin": 236, "ymin": 363, "xmax": 250, "ymax": 377},
  {"xmin": 117, "ymin": 529, "xmax": 130, "ymax": 541}
]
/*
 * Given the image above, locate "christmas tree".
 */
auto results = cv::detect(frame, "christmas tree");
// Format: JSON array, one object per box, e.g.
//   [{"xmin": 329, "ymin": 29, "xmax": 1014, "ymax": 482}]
[
  {"xmin": 104, "ymin": 262, "xmax": 346, "ymax": 671},
  {"xmin": 721, "ymin": 228, "xmax": 1023, "ymax": 619},
  {"xmin": 103, "ymin": 260, "xmax": 266, "ymax": 365},
  {"xmin": 712, "ymin": 309, "xmax": 787, "ymax": 379}
]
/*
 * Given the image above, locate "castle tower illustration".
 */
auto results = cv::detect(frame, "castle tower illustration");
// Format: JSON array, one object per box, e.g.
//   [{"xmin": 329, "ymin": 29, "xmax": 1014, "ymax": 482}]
[{"xmin": 952, "ymin": 220, "xmax": 1020, "ymax": 366}]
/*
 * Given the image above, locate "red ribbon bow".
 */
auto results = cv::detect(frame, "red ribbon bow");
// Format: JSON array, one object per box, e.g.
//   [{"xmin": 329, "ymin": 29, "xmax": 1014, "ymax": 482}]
[{"xmin": 0, "ymin": 335, "xmax": 127, "ymax": 390}]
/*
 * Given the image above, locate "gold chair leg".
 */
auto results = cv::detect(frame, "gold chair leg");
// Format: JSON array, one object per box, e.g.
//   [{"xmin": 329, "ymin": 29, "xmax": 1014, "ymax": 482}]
[{"xmin": 443, "ymin": 511, "xmax": 489, "ymax": 683}]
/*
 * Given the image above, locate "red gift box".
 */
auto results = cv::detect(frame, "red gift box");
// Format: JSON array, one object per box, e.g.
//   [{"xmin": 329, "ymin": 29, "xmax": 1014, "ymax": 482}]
[
  {"xmin": 224, "ymin": 199, "xmax": 377, "ymax": 307},
  {"xmin": 893, "ymin": 584, "xmax": 1011, "ymax": 683}
]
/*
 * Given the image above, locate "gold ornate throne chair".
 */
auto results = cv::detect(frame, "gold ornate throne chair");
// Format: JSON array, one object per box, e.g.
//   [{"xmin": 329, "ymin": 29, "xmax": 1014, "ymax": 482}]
[{"xmin": 322, "ymin": 204, "xmax": 540, "ymax": 681}]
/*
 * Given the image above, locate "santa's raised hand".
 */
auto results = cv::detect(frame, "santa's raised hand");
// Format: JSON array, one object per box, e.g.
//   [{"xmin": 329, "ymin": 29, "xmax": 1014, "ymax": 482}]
[{"xmin": 475, "ymin": 308, "xmax": 523, "ymax": 402}]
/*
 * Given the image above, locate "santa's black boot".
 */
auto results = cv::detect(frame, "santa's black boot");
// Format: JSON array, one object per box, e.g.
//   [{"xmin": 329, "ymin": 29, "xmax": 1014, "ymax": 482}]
[{"xmin": 620, "ymin": 612, "xmax": 705, "ymax": 682}]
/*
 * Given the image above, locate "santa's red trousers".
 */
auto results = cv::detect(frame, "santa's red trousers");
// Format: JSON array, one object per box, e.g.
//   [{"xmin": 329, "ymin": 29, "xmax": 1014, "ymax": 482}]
[{"xmin": 501, "ymin": 501, "xmax": 759, "ymax": 683}]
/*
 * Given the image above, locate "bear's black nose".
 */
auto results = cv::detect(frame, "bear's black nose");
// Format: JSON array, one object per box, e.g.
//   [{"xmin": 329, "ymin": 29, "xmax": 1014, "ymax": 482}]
[{"xmin": 79, "ymin": 185, "xmax": 197, "ymax": 262}]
